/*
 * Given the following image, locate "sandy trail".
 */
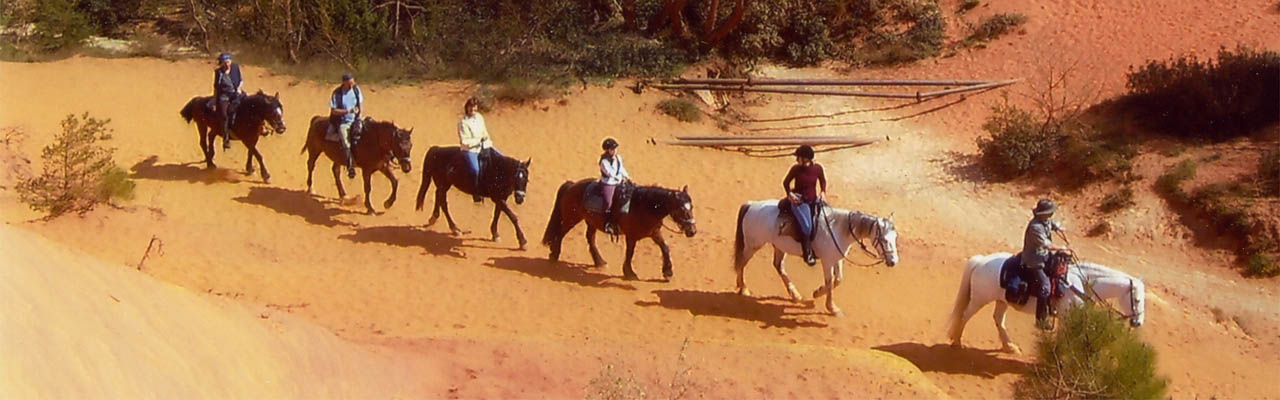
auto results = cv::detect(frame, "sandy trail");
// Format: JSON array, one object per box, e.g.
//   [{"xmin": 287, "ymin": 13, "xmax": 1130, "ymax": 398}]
[{"xmin": 1, "ymin": 0, "xmax": 1279, "ymax": 397}]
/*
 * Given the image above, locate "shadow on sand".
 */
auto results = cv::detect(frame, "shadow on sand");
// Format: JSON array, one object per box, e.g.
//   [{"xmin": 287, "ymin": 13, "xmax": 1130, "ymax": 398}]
[
  {"xmin": 636, "ymin": 289, "xmax": 828, "ymax": 329},
  {"xmin": 873, "ymin": 342, "xmax": 1029, "ymax": 378},
  {"xmin": 233, "ymin": 186, "xmax": 354, "ymax": 228},
  {"xmin": 339, "ymin": 225, "xmax": 465, "ymax": 258},
  {"xmin": 484, "ymin": 256, "xmax": 636, "ymax": 290},
  {"xmin": 130, "ymin": 156, "xmax": 239, "ymax": 184}
]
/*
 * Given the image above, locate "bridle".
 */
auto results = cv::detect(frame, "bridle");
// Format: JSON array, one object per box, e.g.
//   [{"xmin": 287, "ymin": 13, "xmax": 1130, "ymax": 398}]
[
  {"xmin": 1067, "ymin": 268, "xmax": 1142, "ymax": 323},
  {"xmin": 819, "ymin": 207, "xmax": 888, "ymax": 267}
]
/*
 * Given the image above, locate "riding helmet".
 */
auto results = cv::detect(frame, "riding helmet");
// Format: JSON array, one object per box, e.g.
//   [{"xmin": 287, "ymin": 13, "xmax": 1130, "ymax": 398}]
[
  {"xmin": 794, "ymin": 145, "xmax": 815, "ymax": 160},
  {"xmin": 1033, "ymin": 199, "xmax": 1057, "ymax": 215},
  {"xmin": 602, "ymin": 137, "xmax": 619, "ymax": 150},
  {"xmin": 217, "ymin": 52, "xmax": 232, "ymax": 62}
]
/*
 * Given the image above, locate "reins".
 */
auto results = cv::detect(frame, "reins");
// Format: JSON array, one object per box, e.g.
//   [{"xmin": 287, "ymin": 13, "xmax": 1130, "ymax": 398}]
[{"xmin": 818, "ymin": 205, "xmax": 884, "ymax": 267}]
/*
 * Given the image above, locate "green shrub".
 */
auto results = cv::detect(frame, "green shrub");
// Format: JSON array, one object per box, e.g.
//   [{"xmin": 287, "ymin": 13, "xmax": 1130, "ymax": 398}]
[
  {"xmin": 1058, "ymin": 125, "xmax": 1136, "ymax": 186},
  {"xmin": 1099, "ymin": 187, "xmax": 1135, "ymax": 213},
  {"xmin": 1155, "ymin": 159, "xmax": 1198, "ymax": 198},
  {"xmin": 1260, "ymin": 148, "xmax": 1280, "ymax": 197},
  {"xmin": 976, "ymin": 105, "xmax": 1064, "ymax": 179},
  {"xmin": 656, "ymin": 98, "xmax": 701, "ymax": 123},
  {"xmin": 1245, "ymin": 252, "xmax": 1279, "ymax": 277},
  {"xmin": 491, "ymin": 79, "xmax": 558, "ymax": 106},
  {"xmin": 16, "ymin": 113, "xmax": 133, "ymax": 217},
  {"xmin": 1124, "ymin": 46, "xmax": 1280, "ymax": 140},
  {"xmin": 1015, "ymin": 304, "xmax": 1168, "ymax": 400},
  {"xmin": 30, "ymin": 0, "xmax": 95, "ymax": 51},
  {"xmin": 967, "ymin": 13, "xmax": 1027, "ymax": 43}
]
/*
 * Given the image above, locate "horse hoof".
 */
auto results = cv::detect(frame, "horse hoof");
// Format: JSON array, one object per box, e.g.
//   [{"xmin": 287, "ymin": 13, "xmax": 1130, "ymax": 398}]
[
  {"xmin": 622, "ymin": 273, "xmax": 639, "ymax": 281},
  {"xmin": 383, "ymin": 199, "xmax": 395, "ymax": 209},
  {"xmin": 517, "ymin": 243, "xmax": 528, "ymax": 251},
  {"xmin": 737, "ymin": 288, "xmax": 752, "ymax": 297},
  {"xmin": 492, "ymin": 235, "xmax": 502, "ymax": 242},
  {"xmin": 366, "ymin": 209, "xmax": 376, "ymax": 216},
  {"xmin": 1002, "ymin": 345, "xmax": 1022, "ymax": 355},
  {"xmin": 828, "ymin": 307, "xmax": 844, "ymax": 317}
]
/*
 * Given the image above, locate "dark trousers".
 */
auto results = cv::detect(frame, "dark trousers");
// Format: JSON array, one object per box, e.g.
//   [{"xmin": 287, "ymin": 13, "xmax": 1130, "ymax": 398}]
[
  {"xmin": 217, "ymin": 99, "xmax": 231, "ymax": 137},
  {"xmin": 1026, "ymin": 267, "xmax": 1052, "ymax": 321}
]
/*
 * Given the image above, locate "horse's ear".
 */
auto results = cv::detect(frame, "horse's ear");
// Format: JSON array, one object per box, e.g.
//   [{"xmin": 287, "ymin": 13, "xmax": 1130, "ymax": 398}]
[
  {"xmin": 274, "ymin": 91, "xmax": 279, "ymax": 99},
  {"xmin": 889, "ymin": 212, "xmax": 895, "ymax": 220},
  {"xmin": 257, "ymin": 89, "xmax": 264, "ymax": 95},
  {"xmin": 681, "ymin": 185, "xmax": 688, "ymax": 193},
  {"xmin": 523, "ymin": 158, "xmax": 532, "ymax": 167}
]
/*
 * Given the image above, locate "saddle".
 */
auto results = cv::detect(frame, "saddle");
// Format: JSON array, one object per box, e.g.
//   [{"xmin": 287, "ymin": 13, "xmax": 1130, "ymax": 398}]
[
  {"xmin": 583, "ymin": 181, "xmax": 632, "ymax": 216},
  {"xmin": 204, "ymin": 92, "xmax": 245, "ymax": 115},
  {"xmin": 775, "ymin": 198, "xmax": 821, "ymax": 243},
  {"xmin": 1000, "ymin": 251, "xmax": 1072, "ymax": 305},
  {"xmin": 325, "ymin": 116, "xmax": 367, "ymax": 147}
]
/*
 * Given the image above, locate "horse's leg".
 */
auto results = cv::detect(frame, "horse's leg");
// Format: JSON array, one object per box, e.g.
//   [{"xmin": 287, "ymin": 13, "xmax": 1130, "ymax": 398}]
[
  {"xmin": 735, "ymin": 243, "xmax": 763, "ymax": 297},
  {"xmin": 380, "ymin": 166, "xmax": 398, "ymax": 209},
  {"xmin": 621, "ymin": 237, "xmax": 639, "ymax": 281},
  {"xmin": 427, "ymin": 182, "xmax": 444, "ymax": 226},
  {"xmin": 197, "ymin": 123, "xmax": 213, "ymax": 169},
  {"xmin": 549, "ymin": 211, "xmax": 580, "ymax": 262},
  {"xmin": 361, "ymin": 168, "xmax": 376, "ymax": 215},
  {"xmin": 585, "ymin": 226, "xmax": 606, "ymax": 268},
  {"xmin": 249, "ymin": 145, "xmax": 269, "ymax": 183},
  {"xmin": 305, "ymin": 149, "xmax": 320, "ymax": 195},
  {"xmin": 331, "ymin": 163, "xmax": 348, "ymax": 199},
  {"xmin": 950, "ymin": 297, "xmax": 989, "ymax": 349},
  {"xmin": 498, "ymin": 200, "xmax": 529, "ymax": 250},
  {"xmin": 993, "ymin": 302, "xmax": 1021, "ymax": 354},
  {"xmin": 772, "ymin": 248, "xmax": 802, "ymax": 302},
  {"xmin": 818, "ymin": 260, "xmax": 841, "ymax": 316},
  {"xmin": 489, "ymin": 203, "xmax": 503, "ymax": 242},
  {"xmin": 245, "ymin": 147, "xmax": 254, "ymax": 175},
  {"xmin": 437, "ymin": 186, "xmax": 465, "ymax": 235},
  {"xmin": 653, "ymin": 232, "xmax": 673, "ymax": 280}
]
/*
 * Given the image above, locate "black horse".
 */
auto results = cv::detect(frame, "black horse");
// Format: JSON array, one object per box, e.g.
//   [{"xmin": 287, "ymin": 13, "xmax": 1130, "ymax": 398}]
[
  {"xmin": 415, "ymin": 146, "xmax": 532, "ymax": 249},
  {"xmin": 303, "ymin": 117, "xmax": 413, "ymax": 215},
  {"xmin": 542, "ymin": 179, "xmax": 697, "ymax": 281},
  {"xmin": 179, "ymin": 91, "xmax": 286, "ymax": 182}
]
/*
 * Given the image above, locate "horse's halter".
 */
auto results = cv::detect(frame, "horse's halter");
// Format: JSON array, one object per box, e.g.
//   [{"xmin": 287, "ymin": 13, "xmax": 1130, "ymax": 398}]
[
  {"xmin": 1068, "ymin": 268, "xmax": 1143, "ymax": 326},
  {"xmin": 826, "ymin": 210, "xmax": 891, "ymax": 267},
  {"xmin": 388, "ymin": 129, "xmax": 413, "ymax": 171},
  {"xmin": 659, "ymin": 189, "xmax": 696, "ymax": 236}
]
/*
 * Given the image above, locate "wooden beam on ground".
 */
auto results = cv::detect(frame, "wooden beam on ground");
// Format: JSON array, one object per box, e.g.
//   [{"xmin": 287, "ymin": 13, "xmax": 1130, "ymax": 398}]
[
  {"xmin": 660, "ymin": 137, "xmax": 882, "ymax": 147},
  {"xmin": 647, "ymin": 85, "xmax": 928, "ymax": 99},
  {"xmin": 917, "ymin": 79, "xmax": 1023, "ymax": 97},
  {"xmin": 674, "ymin": 135, "xmax": 851, "ymax": 141},
  {"xmin": 667, "ymin": 78, "xmax": 994, "ymax": 86}
]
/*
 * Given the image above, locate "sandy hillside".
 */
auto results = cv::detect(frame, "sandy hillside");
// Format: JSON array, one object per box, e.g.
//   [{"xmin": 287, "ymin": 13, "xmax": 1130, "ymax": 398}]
[{"xmin": 1, "ymin": 0, "xmax": 1279, "ymax": 398}]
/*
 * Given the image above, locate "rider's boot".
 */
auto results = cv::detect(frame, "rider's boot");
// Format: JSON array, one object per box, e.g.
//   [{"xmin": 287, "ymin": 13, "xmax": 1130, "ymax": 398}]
[
  {"xmin": 801, "ymin": 239, "xmax": 817, "ymax": 266},
  {"xmin": 1035, "ymin": 296, "xmax": 1053, "ymax": 330},
  {"xmin": 343, "ymin": 145, "xmax": 356, "ymax": 179},
  {"xmin": 222, "ymin": 119, "xmax": 233, "ymax": 150}
]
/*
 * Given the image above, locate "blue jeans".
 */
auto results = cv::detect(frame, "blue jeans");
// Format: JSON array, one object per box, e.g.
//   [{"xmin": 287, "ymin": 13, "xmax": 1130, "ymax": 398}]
[
  {"xmin": 464, "ymin": 148, "xmax": 504, "ymax": 177},
  {"xmin": 793, "ymin": 201, "xmax": 815, "ymax": 238},
  {"xmin": 1026, "ymin": 267, "xmax": 1051, "ymax": 299}
]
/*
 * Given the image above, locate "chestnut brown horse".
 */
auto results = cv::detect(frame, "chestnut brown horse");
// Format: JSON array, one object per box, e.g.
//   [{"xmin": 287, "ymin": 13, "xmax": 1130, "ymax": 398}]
[
  {"xmin": 302, "ymin": 117, "xmax": 413, "ymax": 215},
  {"xmin": 542, "ymin": 179, "xmax": 697, "ymax": 281},
  {"xmin": 178, "ymin": 91, "xmax": 286, "ymax": 182},
  {"xmin": 414, "ymin": 146, "xmax": 531, "ymax": 249}
]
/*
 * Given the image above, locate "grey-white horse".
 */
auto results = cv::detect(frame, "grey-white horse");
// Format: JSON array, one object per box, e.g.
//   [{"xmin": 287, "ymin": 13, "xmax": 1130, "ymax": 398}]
[
  {"xmin": 732, "ymin": 200, "xmax": 900, "ymax": 316},
  {"xmin": 947, "ymin": 252, "xmax": 1147, "ymax": 354}
]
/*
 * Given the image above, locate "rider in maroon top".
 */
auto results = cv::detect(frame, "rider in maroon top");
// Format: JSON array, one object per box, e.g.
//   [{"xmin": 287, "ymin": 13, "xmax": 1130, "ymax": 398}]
[{"xmin": 782, "ymin": 145, "xmax": 826, "ymax": 266}]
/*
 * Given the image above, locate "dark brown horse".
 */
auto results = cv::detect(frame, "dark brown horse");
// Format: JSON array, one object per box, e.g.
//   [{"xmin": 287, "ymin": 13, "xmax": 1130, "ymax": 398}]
[
  {"xmin": 415, "ymin": 146, "xmax": 531, "ymax": 249},
  {"xmin": 179, "ymin": 91, "xmax": 286, "ymax": 182},
  {"xmin": 542, "ymin": 179, "xmax": 697, "ymax": 281},
  {"xmin": 302, "ymin": 117, "xmax": 413, "ymax": 215}
]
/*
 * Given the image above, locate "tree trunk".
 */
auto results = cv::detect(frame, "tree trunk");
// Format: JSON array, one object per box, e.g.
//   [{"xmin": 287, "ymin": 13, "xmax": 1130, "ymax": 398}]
[
  {"xmin": 703, "ymin": 0, "xmax": 720, "ymax": 37},
  {"xmin": 703, "ymin": 0, "xmax": 747, "ymax": 46}
]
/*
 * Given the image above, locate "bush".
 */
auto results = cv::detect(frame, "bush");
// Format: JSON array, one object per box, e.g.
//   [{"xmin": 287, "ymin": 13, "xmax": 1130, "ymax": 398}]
[
  {"xmin": 1124, "ymin": 46, "xmax": 1280, "ymax": 140},
  {"xmin": 657, "ymin": 98, "xmax": 701, "ymax": 123},
  {"xmin": 1260, "ymin": 148, "xmax": 1280, "ymax": 197},
  {"xmin": 1059, "ymin": 124, "xmax": 1136, "ymax": 186},
  {"xmin": 491, "ymin": 79, "xmax": 557, "ymax": 106},
  {"xmin": 1155, "ymin": 159, "xmax": 1198, "ymax": 198},
  {"xmin": 16, "ymin": 113, "xmax": 133, "ymax": 217},
  {"xmin": 1015, "ymin": 304, "xmax": 1168, "ymax": 400},
  {"xmin": 1099, "ymin": 186, "xmax": 1135, "ymax": 213},
  {"xmin": 976, "ymin": 105, "xmax": 1064, "ymax": 179},
  {"xmin": 30, "ymin": 0, "xmax": 96, "ymax": 51},
  {"xmin": 966, "ymin": 13, "xmax": 1027, "ymax": 43},
  {"xmin": 1245, "ymin": 252, "xmax": 1279, "ymax": 277}
]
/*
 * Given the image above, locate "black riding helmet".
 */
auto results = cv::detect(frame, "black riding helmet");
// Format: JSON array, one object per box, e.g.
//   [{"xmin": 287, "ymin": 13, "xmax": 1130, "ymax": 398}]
[
  {"xmin": 602, "ymin": 137, "xmax": 619, "ymax": 150},
  {"xmin": 794, "ymin": 145, "xmax": 815, "ymax": 160}
]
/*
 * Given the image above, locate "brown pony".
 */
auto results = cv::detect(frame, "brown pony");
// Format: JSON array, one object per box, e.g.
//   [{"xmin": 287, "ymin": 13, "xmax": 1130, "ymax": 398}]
[
  {"xmin": 414, "ymin": 146, "xmax": 531, "ymax": 249},
  {"xmin": 178, "ymin": 91, "xmax": 286, "ymax": 182},
  {"xmin": 302, "ymin": 117, "xmax": 413, "ymax": 215},
  {"xmin": 542, "ymin": 179, "xmax": 697, "ymax": 281}
]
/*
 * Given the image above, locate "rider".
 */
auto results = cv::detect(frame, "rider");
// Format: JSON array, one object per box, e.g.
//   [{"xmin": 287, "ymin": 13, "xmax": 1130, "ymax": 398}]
[
  {"xmin": 782, "ymin": 145, "xmax": 826, "ymax": 267},
  {"xmin": 1023, "ymin": 198, "xmax": 1068, "ymax": 330},
  {"xmin": 458, "ymin": 97, "xmax": 504, "ymax": 203},
  {"xmin": 599, "ymin": 138, "xmax": 630, "ymax": 235},
  {"xmin": 329, "ymin": 73, "xmax": 363, "ymax": 179},
  {"xmin": 213, "ymin": 52, "xmax": 243, "ymax": 150}
]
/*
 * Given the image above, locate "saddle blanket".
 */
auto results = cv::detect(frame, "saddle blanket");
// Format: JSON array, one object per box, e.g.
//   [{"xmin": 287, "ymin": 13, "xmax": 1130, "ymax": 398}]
[{"xmin": 583, "ymin": 182, "xmax": 630, "ymax": 215}]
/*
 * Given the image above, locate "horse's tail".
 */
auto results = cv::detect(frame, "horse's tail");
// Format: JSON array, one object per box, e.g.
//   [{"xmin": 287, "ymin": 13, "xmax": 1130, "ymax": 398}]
[
  {"xmin": 179, "ymin": 98, "xmax": 197, "ymax": 123},
  {"xmin": 733, "ymin": 203, "xmax": 750, "ymax": 270},
  {"xmin": 542, "ymin": 180, "xmax": 573, "ymax": 246},
  {"xmin": 415, "ymin": 146, "xmax": 441, "ymax": 211},
  {"xmin": 947, "ymin": 255, "xmax": 985, "ymax": 341}
]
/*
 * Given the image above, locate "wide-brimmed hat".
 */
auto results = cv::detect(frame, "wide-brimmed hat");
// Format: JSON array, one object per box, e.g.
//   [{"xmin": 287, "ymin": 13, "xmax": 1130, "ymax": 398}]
[{"xmin": 1033, "ymin": 199, "xmax": 1057, "ymax": 215}]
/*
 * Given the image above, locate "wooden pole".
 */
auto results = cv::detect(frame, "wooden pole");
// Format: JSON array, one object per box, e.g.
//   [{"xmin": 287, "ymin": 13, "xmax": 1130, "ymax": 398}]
[
  {"xmin": 674, "ymin": 135, "xmax": 851, "ymax": 141},
  {"xmin": 667, "ymin": 78, "xmax": 994, "ymax": 86},
  {"xmin": 661, "ymin": 137, "xmax": 881, "ymax": 147},
  {"xmin": 648, "ymin": 85, "xmax": 927, "ymax": 99},
  {"xmin": 917, "ymin": 79, "xmax": 1023, "ymax": 97}
]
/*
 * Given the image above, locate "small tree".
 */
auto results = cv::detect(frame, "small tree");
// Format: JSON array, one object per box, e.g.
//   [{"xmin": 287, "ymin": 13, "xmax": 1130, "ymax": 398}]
[
  {"xmin": 17, "ymin": 113, "xmax": 134, "ymax": 217},
  {"xmin": 1015, "ymin": 303, "xmax": 1168, "ymax": 400}
]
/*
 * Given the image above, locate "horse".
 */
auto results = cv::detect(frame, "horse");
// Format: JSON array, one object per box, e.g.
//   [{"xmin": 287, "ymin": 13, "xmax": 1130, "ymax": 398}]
[
  {"xmin": 178, "ymin": 90, "xmax": 287, "ymax": 182},
  {"xmin": 732, "ymin": 200, "xmax": 900, "ymax": 316},
  {"xmin": 542, "ymin": 180, "xmax": 697, "ymax": 281},
  {"xmin": 302, "ymin": 117, "xmax": 413, "ymax": 215},
  {"xmin": 414, "ymin": 146, "xmax": 532, "ymax": 249},
  {"xmin": 947, "ymin": 252, "xmax": 1147, "ymax": 354}
]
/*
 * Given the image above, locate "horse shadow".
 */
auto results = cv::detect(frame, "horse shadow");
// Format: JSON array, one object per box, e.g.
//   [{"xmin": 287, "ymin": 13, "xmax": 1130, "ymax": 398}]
[
  {"xmin": 232, "ymin": 186, "xmax": 354, "ymax": 228},
  {"xmin": 339, "ymin": 225, "xmax": 465, "ymax": 258},
  {"xmin": 484, "ymin": 256, "xmax": 636, "ymax": 290},
  {"xmin": 130, "ymin": 155, "xmax": 238, "ymax": 184},
  {"xmin": 635, "ymin": 290, "xmax": 828, "ymax": 329},
  {"xmin": 872, "ymin": 342, "xmax": 1029, "ymax": 378}
]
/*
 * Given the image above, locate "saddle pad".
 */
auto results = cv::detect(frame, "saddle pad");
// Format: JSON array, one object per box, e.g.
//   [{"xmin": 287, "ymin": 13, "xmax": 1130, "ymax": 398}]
[
  {"xmin": 1000, "ymin": 253, "xmax": 1031, "ymax": 305},
  {"xmin": 325, "ymin": 125, "xmax": 341, "ymax": 142},
  {"xmin": 583, "ymin": 182, "xmax": 629, "ymax": 215}
]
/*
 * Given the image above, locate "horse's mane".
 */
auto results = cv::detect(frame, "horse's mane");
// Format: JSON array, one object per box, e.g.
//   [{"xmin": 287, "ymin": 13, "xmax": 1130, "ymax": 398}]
[
  {"xmin": 1073, "ymin": 261, "xmax": 1135, "ymax": 281},
  {"xmin": 632, "ymin": 185, "xmax": 679, "ymax": 204}
]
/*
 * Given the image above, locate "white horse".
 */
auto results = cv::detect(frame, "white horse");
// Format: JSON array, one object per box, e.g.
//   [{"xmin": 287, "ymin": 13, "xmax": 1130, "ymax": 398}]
[
  {"xmin": 732, "ymin": 200, "xmax": 900, "ymax": 316},
  {"xmin": 947, "ymin": 252, "xmax": 1147, "ymax": 354}
]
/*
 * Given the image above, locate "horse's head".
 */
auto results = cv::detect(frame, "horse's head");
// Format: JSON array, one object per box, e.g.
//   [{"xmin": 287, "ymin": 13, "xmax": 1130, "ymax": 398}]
[
  {"xmin": 668, "ymin": 185, "xmax": 696, "ymax": 237},
  {"xmin": 392, "ymin": 126, "xmax": 413, "ymax": 173},
  {"xmin": 1128, "ymin": 278, "xmax": 1146, "ymax": 327},
  {"xmin": 512, "ymin": 158, "xmax": 531, "ymax": 204},
  {"xmin": 256, "ymin": 90, "xmax": 287, "ymax": 134},
  {"xmin": 874, "ymin": 215, "xmax": 899, "ymax": 266}
]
